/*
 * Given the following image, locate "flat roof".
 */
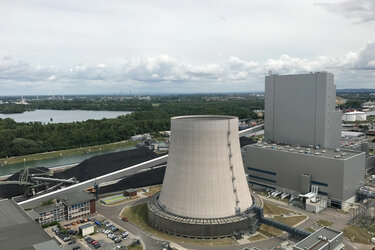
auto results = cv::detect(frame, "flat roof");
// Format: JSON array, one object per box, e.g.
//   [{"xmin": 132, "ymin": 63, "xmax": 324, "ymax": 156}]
[
  {"xmin": 249, "ymin": 142, "xmax": 362, "ymax": 160},
  {"xmin": 34, "ymin": 203, "xmax": 64, "ymax": 213},
  {"xmin": 79, "ymin": 223, "xmax": 94, "ymax": 230},
  {"xmin": 294, "ymin": 227, "xmax": 343, "ymax": 250},
  {"xmin": 0, "ymin": 199, "xmax": 61, "ymax": 250},
  {"xmin": 57, "ymin": 191, "xmax": 94, "ymax": 206},
  {"xmin": 341, "ymin": 131, "xmax": 366, "ymax": 137}
]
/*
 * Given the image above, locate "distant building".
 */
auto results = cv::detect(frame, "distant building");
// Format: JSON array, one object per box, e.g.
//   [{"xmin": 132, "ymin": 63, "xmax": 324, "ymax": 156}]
[
  {"xmin": 0, "ymin": 199, "xmax": 61, "ymax": 249},
  {"xmin": 264, "ymin": 72, "xmax": 341, "ymax": 149},
  {"xmin": 342, "ymin": 111, "xmax": 366, "ymax": 122},
  {"xmin": 124, "ymin": 188, "xmax": 138, "ymax": 197}
]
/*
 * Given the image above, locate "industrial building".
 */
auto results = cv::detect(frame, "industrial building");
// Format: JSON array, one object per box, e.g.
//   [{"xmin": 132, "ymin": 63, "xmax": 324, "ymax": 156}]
[
  {"xmin": 0, "ymin": 199, "xmax": 61, "ymax": 250},
  {"xmin": 34, "ymin": 202, "xmax": 65, "ymax": 225},
  {"xmin": 57, "ymin": 191, "xmax": 96, "ymax": 220},
  {"xmin": 148, "ymin": 115, "xmax": 259, "ymax": 237},
  {"xmin": 244, "ymin": 143, "xmax": 365, "ymax": 208},
  {"xmin": 246, "ymin": 72, "xmax": 366, "ymax": 209},
  {"xmin": 30, "ymin": 191, "xmax": 96, "ymax": 224},
  {"xmin": 264, "ymin": 72, "xmax": 341, "ymax": 149}
]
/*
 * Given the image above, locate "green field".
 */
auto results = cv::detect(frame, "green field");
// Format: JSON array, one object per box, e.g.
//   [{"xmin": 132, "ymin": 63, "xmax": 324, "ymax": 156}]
[{"xmin": 0, "ymin": 140, "xmax": 138, "ymax": 166}]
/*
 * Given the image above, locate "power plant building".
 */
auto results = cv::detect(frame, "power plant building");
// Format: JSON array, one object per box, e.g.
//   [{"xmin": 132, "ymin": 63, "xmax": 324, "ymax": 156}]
[
  {"xmin": 245, "ymin": 72, "xmax": 366, "ymax": 209},
  {"xmin": 148, "ymin": 115, "xmax": 259, "ymax": 237},
  {"xmin": 264, "ymin": 72, "xmax": 341, "ymax": 149}
]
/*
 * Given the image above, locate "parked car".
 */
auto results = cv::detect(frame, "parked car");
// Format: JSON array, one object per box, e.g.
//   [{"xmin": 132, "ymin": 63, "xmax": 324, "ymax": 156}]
[
  {"xmin": 72, "ymin": 246, "xmax": 81, "ymax": 250},
  {"xmin": 114, "ymin": 238, "xmax": 122, "ymax": 243}
]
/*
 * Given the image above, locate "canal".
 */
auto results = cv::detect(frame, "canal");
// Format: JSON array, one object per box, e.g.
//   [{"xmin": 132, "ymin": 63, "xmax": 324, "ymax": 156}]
[{"xmin": 0, "ymin": 145, "xmax": 137, "ymax": 177}]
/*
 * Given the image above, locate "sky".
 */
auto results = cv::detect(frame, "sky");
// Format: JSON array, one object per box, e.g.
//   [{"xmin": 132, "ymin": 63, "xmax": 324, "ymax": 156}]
[{"xmin": 0, "ymin": 0, "xmax": 374, "ymax": 95}]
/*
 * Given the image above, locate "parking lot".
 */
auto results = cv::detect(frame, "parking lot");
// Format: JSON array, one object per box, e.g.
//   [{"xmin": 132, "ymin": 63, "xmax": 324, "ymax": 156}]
[{"xmin": 44, "ymin": 215, "xmax": 142, "ymax": 250}]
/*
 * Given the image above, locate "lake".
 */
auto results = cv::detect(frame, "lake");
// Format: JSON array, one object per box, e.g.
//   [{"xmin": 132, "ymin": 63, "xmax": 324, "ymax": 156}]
[{"xmin": 0, "ymin": 109, "xmax": 131, "ymax": 123}]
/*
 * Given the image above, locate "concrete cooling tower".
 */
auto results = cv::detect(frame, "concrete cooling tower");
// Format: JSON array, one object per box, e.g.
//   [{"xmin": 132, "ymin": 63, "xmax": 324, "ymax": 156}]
[{"xmin": 148, "ymin": 115, "xmax": 259, "ymax": 238}]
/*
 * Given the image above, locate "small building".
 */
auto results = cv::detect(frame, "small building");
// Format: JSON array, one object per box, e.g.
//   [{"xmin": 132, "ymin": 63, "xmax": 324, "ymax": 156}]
[
  {"xmin": 79, "ymin": 223, "xmax": 94, "ymax": 236},
  {"xmin": 294, "ymin": 227, "xmax": 343, "ymax": 250},
  {"xmin": 342, "ymin": 111, "xmax": 367, "ymax": 122},
  {"xmin": 57, "ymin": 191, "xmax": 96, "ymax": 220},
  {"xmin": 124, "ymin": 188, "xmax": 137, "ymax": 197},
  {"xmin": 33, "ymin": 202, "xmax": 65, "ymax": 225}
]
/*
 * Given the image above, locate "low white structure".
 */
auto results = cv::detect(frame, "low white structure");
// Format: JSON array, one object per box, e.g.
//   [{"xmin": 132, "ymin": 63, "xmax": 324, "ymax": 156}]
[
  {"xmin": 342, "ymin": 111, "xmax": 366, "ymax": 122},
  {"xmin": 79, "ymin": 223, "xmax": 94, "ymax": 236}
]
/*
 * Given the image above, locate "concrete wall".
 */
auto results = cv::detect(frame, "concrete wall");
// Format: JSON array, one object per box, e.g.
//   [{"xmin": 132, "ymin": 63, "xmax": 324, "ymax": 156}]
[
  {"xmin": 243, "ymin": 146, "xmax": 365, "ymax": 202},
  {"xmin": 264, "ymin": 72, "xmax": 340, "ymax": 149}
]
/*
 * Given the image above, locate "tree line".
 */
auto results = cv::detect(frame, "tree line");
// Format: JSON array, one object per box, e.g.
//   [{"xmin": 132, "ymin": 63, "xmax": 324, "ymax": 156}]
[{"xmin": 0, "ymin": 98, "xmax": 264, "ymax": 158}]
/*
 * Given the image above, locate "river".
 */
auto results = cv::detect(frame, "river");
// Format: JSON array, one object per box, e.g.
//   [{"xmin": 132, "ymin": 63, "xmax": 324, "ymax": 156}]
[
  {"xmin": 0, "ymin": 145, "xmax": 137, "ymax": 177},
  {"xmin": 0, "ymin": 109, "xmax": 131, "ymax": 123}
]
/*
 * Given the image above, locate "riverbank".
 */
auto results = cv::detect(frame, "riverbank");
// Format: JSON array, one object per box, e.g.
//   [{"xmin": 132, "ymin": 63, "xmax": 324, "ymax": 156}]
[{"xmin": 0, "ymin": 140, "xmax": 138, "ymax": 166}]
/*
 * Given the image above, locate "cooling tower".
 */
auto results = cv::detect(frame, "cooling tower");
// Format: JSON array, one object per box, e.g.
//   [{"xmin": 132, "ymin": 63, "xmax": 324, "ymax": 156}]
[{"xmin": 148, "ymin": 115, "xmax": 260, "ymax": 238}]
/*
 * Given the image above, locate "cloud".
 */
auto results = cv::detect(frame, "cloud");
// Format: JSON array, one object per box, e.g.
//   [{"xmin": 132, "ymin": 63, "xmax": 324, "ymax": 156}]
[
  {"xmin": 0, "ymin": 41, "xmax": 374, "ymax": 94},
  {"xmin": 316, "ymin": 0, "xmax": 375, "ymax": 23}
]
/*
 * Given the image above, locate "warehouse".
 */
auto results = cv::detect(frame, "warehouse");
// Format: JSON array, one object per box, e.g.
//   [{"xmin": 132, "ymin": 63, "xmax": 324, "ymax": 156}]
[{"xmin": 0, "ymin": 199, "xmax": 61, "ymax": 249}]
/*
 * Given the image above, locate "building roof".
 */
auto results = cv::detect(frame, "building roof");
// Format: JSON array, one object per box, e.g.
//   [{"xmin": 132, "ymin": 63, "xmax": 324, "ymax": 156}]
[
  {"xmin": 341, "ymin": 131, "xmax": 366, "ymax": 137},
  {"xmin": 294, "ymin": 227, "xmax": 343, "ymax": 250},
  {"xmin": 26, "ymin": 209, "xmax": 40, "ymax": 220},
  {"xmin": 34, "ymin": 203, "xmax": 64, "ymax": 213},
  {"xmin": 248, "ymin": 142, "xmax": 362, "ymax": 160},
  {"xmin": 0, "ymin": 199, "xmax": 61, "ymax": 250},
  {"xmin": 57, "ymin": 191, "xmax": 94, "ymax": 206},
  {"xmin": 79, "ymin": 223, "xmax": 94, "ymax": 230}
]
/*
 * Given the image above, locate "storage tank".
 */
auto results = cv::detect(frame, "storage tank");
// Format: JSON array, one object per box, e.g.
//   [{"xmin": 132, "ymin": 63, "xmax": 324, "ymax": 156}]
[
  {"xmin": 342, "ymin": 112, "xmax": 356, "ymax": 122},
  {"xmin": 356, "ymin": 111, "xmax": 366, "ymax": 121},
  {"xmin": 148, "ymin": 115, "xmax": 259, "ymax": 237}
]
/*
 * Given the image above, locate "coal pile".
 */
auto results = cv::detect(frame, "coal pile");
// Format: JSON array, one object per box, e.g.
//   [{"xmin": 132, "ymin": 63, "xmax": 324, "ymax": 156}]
[
  {"xmin": 0, "ymin": 183, "xmax": 27, "ymax": 199},
  {"xmin": 99, "ymin": 166, "xmax": 166, "ymax": 194},
  {"xmin": 54, "ymin": 148, "xmax": 164, "ymax": 182},
  {"xmin": 240, "ymin": 136, "xmax": 256, "ymax": 147}
]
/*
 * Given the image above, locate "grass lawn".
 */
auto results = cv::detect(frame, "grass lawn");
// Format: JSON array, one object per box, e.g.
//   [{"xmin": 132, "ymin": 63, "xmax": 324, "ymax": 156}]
[
  {"xmin": 0, "ymin": 140, "xmax": 138, "ymax": 165},
  {"xmin": 305, "ymin": 227, "xmax": 315, "ymax": 233},
  {"xmin": 343, "ymin": 225, "xmax": 373, "ymax": 244},
  {"xmin": 121, "ymin": 203, "xmax": 237, "ymax": 246},
  {"xmin": 258, "ymin": 202, "xmax": 307, "ymax": 237},
  {"xmin": 248, "ymin": 234, "xmax": 267, "ymax": 242},
  {"xmin": 263, "ymin": 201, "xmax": 294, "ymax": 216},
  {"xmin": 101, "ymin": 196, "xmax": 140, "ymax": 206},
  {"xmin": 317, "ymin": 219, "xmax": 333, "ymax": 227}
]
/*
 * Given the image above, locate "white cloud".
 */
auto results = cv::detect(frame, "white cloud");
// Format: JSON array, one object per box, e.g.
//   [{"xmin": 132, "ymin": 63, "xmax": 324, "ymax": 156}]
[
  {"xmin": 316, "ymin": 0, "xmax": 375, "ymax": 23},
  {"xmin": 0, "ymin": 40, "xmax": 374, "ymax": 94}
]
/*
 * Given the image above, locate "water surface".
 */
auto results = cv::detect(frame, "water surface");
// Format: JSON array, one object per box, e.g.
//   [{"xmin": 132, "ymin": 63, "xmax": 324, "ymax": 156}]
[{"xmin": 0, "ymin": 109, "xmax": 131, "ymax": 123}]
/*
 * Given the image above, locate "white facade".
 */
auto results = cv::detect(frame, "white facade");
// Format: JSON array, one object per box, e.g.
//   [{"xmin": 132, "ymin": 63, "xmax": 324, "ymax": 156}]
[
  {"xmin": 79, "ymin": 224, "xmax": 94, "ymax": 236},
  {"xmin": 342, "ymin": 111, "xmax": 366, "ymax": 122},
  {"xmin": 159, "ymin": 115, "xmax": 253, "ymax": 219}
]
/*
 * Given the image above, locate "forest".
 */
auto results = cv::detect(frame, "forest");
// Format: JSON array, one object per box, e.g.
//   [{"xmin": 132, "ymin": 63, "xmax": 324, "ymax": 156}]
[{"xmin": 0, "ymin": 96, "xmax": 264, "ymax": 158}]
